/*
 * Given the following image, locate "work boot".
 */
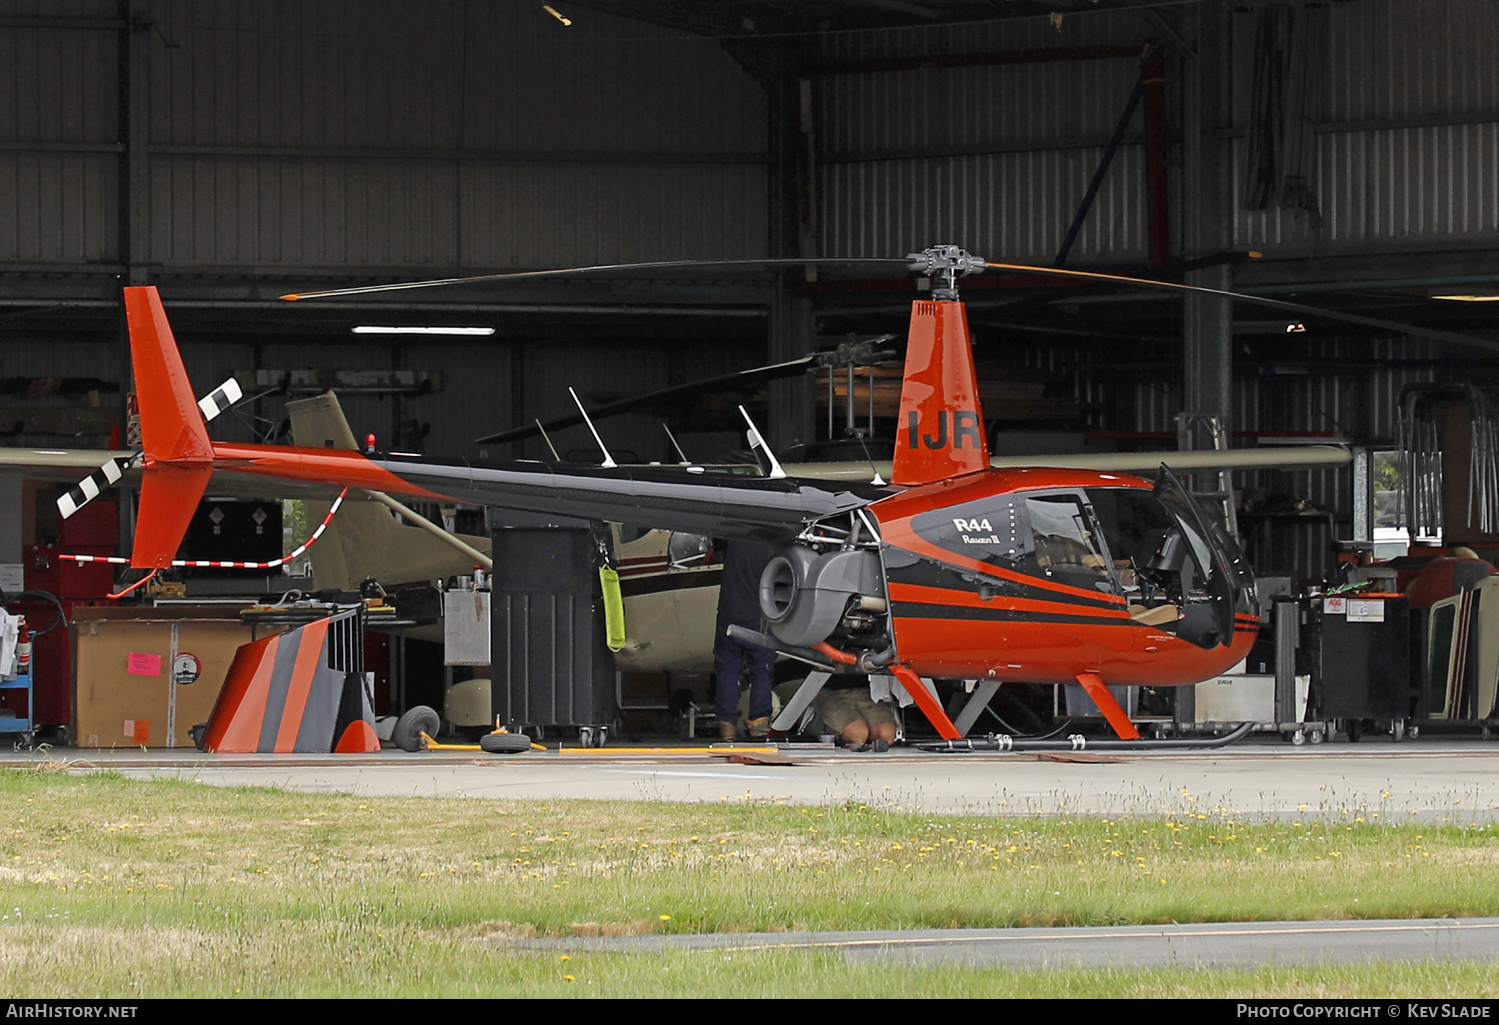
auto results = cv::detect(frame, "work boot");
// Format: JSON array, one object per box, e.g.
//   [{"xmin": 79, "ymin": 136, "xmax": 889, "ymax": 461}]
[
  {"xmin": 718, "ymin": 720, "xmax": 739, "ymax": 741},
  {"xmin": 746, "ymin": 717, "xmax": 771, "ymax": 739}
]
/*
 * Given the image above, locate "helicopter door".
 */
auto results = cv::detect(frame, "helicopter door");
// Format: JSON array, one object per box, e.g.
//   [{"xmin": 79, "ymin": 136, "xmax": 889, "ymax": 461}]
[{"xmin": 1150, "ymin": 466, "xmax": 1255, "ymax": 649}]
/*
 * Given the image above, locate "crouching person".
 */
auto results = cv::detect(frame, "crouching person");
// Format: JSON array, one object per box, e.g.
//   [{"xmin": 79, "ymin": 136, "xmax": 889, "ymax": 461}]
[{"xmin": 813, "ymin": 678, "xmax": 897, "ymax": 749}]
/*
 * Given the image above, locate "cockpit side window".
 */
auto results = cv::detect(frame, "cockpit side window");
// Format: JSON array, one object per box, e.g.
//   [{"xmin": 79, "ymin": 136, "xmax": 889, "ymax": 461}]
[{"xmin": 1018, "ymin": 492, "xmax": 1111, "ymax": 591}]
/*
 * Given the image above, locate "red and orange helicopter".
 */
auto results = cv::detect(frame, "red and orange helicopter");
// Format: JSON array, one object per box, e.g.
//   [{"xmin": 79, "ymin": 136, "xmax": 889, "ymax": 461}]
[{"xmin": 62, "ymin": 245, "xmax": 1366, "ymax": 743}]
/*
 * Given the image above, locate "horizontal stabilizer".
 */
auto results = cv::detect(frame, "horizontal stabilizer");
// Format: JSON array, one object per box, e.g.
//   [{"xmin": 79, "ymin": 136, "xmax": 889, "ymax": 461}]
[{"xmin": 131, "ymin": 464, "xmax": 214, "ymax": 568}]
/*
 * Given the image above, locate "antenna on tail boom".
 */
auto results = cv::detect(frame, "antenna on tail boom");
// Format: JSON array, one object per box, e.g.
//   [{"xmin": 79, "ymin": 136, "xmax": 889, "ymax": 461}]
[
  {"xmin": 738, "ymin": 406, "xmax": 787, "ymax": 480},
  {"xmin": 569, "ymin": 387, "xmax": 617, "ymax": 469}
]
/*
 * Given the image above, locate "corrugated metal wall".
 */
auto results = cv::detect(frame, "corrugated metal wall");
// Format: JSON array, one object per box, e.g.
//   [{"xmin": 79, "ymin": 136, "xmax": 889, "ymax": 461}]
[
  {"xmin": 813, "ymin": 12, "xmax": 1150, "ymax": 262},
  {"xmin": 0, "ymin": 0, "xmax": 119, "ymax": 263},
  {"xmin": 0, "ymin": 0, "xmax": 770, "ymax": 272},
  {"xmin": 814, "ymin": 0, "xmax": 1499, "ymax": 261},
  {"xmin": 5, "ymin": 0, "xmax": 1499, "ymax": 269},
  {"xmin": 140, "ymin": 0, "xmax": 769, "ymax": 268},
  {"xmin": 1231, "ymin": 0, "xmax": 1499, "ymax": 255}
]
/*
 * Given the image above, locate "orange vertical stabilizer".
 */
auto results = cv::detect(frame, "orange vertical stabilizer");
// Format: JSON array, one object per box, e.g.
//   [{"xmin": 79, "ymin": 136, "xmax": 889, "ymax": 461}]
[
  {"xmin": 123, "ymin": 286, "xmax": 215, "ymax": 568},
  {"xmin": 891, "ymin": 300, "xmax": 990, "ymax": 486}
]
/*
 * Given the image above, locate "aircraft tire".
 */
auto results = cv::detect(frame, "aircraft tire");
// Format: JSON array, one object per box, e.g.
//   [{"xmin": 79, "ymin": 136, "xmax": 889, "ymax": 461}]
[
  {"xmin": 392, "ymin": 706, "xmax": 440, "ymax": 752},
  {"xmin": 480, "ymin": 732, "xmax": 532, "ymax": 754}
]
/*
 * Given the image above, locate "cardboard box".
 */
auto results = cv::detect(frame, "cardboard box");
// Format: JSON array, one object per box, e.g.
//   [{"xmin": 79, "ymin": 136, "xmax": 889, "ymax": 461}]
[{"xmin": 72, "ymin": 606, "xmax": 278, "ymax": 748}]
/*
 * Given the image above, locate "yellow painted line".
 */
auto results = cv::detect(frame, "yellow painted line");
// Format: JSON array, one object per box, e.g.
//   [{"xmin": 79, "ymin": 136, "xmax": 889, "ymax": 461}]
[{"xmin": 557, "ymin": 749, "xmax": 779, "ymax": 755}]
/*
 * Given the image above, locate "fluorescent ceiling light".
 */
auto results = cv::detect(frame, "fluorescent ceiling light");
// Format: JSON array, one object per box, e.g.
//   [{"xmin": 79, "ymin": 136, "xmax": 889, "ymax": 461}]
[
  {"xmin": 1431, "ymin": 294, "xmax": 1499, "ymax": 302},
  {"xmin": 351, "ymin": 325, "xmax": 495, "ymax": 336}
]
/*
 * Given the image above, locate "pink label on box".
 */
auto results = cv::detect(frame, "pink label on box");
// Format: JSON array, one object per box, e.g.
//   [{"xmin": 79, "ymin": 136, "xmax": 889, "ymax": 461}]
[{"xmin": 126, "ymin": 652, "xmax": 161, "ymax": 676}]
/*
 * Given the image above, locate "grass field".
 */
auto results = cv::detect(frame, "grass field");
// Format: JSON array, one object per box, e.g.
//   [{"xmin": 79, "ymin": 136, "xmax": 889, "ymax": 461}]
[{"xmin": 2, "ymin": 764, "xmax": 1498, "ymax": 997}]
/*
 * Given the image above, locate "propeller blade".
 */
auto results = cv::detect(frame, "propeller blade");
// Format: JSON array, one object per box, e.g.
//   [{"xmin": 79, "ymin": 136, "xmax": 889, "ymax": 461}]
[
  {"xmin": 57, "ymin": 454, "xmax": 136, "ymax": 519},
  {"xmin": 196, "ymin": 377, "xmax": 244, "ymax": 422},
  {"xmin": 280, "ymin": 258, "xmax": 911, "ymax": 301}
]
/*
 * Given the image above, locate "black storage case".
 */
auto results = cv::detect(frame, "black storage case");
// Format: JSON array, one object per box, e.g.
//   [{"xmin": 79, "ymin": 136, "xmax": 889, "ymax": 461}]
[
  {"xmin": 488, "ymin": 526, "xmax": 615, "ymax": 731},
  {"xmin": 1311, "ymin": 594, "xmax": 1412, "ymax": 720}
]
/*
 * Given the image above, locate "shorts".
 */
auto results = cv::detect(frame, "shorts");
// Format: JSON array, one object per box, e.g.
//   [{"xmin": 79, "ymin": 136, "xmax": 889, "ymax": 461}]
[{"xmin": 814, "ymin": 688, "xmax": 898, "ymax": 735}]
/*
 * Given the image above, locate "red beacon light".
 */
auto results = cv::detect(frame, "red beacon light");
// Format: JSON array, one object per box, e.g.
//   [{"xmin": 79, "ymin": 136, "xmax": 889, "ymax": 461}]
[{"xmin": 365, "ymin": 433, "xmax": 377, "ymax": 454}]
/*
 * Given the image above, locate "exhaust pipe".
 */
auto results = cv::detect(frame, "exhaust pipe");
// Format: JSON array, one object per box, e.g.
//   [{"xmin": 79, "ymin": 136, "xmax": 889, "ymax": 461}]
[{"xmin": 725, "ymin": 624, "xmax": 841, "ymax": 670}]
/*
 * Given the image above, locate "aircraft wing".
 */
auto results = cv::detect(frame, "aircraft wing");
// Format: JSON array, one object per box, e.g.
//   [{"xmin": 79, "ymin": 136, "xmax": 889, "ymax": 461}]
[
  {"xmin": 0, "ymin": 448, "xmax": 139, "ymax": 482},
  {"xmin": 785, "ymin": 445, "xmax": 1353, "ymax": 482}
]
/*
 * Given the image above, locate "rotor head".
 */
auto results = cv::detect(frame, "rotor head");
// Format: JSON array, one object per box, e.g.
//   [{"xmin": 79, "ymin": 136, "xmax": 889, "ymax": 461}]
[{"xmin": 906, "ymin": 245, "xmax": 986, "ymax": 300}]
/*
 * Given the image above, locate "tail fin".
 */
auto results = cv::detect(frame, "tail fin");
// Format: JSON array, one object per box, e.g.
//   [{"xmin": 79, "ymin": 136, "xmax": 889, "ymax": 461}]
[
  {"xmin": 286, "ymin": 393, "xmax": 492, "ymax": 588},
  {"xmin": 124, "ymin": 286, "xmax": 214, "ymax": 568},
  {"xmin": 890, "ymin": 299, "xmax": 990, "ymax": 486}
]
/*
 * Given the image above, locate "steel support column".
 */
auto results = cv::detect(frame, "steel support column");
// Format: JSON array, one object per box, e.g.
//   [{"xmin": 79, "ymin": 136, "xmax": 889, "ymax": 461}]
[
  {"xmin": 767, "ymin": 280, "xmax": 815, "ymax": 452},
  {"xmin": 121, "ymin": 0, "xmax": 149, "ymax": 286},
  {"xmin": 1181, "ymin": 5, "xmax": 1234, "ymax": 431},
  {"xmin": 726, "ymin": 36, "xmax": 814, "ymax": 452},
  {"xmin": 1176, "ymin": 5, "xmax": 1234, "ymax": 729}
]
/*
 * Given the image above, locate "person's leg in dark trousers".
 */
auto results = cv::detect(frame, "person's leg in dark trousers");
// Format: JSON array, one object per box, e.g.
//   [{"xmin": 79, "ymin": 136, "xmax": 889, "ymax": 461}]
[
  {"xmin": 713, "ymin": 628, "xmax": 747, "ymax": 737},
  {"xmin": 742, "ymin": 642, "xmax": 776, "ymax": 736}
]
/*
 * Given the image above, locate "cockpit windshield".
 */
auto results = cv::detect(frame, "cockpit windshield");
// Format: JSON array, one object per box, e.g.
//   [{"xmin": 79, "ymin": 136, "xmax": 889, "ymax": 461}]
[{"xmin": 1084, "ymin": 473, "xmax": 1255, "ymax": 649}]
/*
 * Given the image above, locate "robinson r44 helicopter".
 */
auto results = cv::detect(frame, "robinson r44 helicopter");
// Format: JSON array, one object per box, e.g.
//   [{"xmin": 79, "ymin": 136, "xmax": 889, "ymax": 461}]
[{"xmin": 79, "ymin": 245, "xmax": 1287, "ymax": 742}]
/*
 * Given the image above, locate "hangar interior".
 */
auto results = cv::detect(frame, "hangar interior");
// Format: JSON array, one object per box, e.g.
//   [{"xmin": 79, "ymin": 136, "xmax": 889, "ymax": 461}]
[{"xmin": 2, "ymin": 0, "xmax": 1498, "ymax": 750}]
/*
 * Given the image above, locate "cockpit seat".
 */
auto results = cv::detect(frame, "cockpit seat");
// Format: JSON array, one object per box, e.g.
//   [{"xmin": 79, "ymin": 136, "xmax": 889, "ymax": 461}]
[{"xmin": 1128, "ymin": 603, "xmax": 1179, "ymax": 626}]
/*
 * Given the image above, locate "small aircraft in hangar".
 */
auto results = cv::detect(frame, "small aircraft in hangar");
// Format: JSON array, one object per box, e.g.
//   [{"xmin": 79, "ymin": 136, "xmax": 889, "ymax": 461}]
[{"xmin": 57, "ymin": 244, "xmax": 1418, "ymax": 742}]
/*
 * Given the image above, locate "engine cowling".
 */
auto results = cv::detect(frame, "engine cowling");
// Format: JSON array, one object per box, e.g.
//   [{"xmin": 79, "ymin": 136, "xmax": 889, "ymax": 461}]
[{"xmin": 758, "ymin": 546, "xmax": 884, "ymax": 648}]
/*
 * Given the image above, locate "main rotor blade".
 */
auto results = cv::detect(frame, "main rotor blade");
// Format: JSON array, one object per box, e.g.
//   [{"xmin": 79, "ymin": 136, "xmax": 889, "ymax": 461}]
[
  {"xmin": 281, "ymin": 249, "xmax": 1499, "ymax": 353},
  {"xmin": 281, "ymin": 258, "xmax": 911, "ymax": 301},
  {"xmin": 984, "ymin": 261, "xmax": 1499, "ymax": 353},
  {"xmin": 474, "ymin": 355, "xmax": 822, "ymax": 446}
]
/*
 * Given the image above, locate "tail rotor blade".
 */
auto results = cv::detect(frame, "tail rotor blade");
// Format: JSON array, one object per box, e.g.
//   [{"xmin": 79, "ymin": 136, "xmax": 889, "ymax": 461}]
[
  {"xmin": 197, "ymin": 377, "xmax": 244, "ymax": 423},
  {"xmin": 57, "ymin": 454, "xmax": 136, "ymax": 519}
]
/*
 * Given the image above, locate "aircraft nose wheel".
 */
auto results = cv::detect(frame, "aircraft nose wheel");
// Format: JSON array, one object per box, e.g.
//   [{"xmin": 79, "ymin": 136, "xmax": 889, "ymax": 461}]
[{"xmin": 576, "ymin": 726, "xmax": 609, "ymax": 748}]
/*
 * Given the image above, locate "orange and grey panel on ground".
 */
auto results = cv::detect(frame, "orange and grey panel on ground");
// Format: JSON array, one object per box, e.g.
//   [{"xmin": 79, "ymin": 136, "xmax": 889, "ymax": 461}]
[{"xmin": 202, "ymin": 610, "xmax": 378, "ymax": 754}]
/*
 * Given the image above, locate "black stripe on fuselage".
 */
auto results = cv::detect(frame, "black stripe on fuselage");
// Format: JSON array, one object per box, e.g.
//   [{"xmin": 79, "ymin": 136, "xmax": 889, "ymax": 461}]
[
  {"xmin": 890, "ymin": 600, "xmax": 1134, "ymax": 629},
  {"xmin": 892, "ymin": 601, "xmax": 1263, "ymax": 635}
]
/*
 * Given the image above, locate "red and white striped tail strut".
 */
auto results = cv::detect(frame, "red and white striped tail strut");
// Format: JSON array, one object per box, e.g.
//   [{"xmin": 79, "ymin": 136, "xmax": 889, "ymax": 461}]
[{"xmin": 62, "ymin": 488, "xmax": 349, "ymax": 570}]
